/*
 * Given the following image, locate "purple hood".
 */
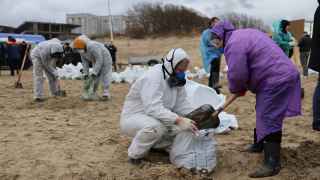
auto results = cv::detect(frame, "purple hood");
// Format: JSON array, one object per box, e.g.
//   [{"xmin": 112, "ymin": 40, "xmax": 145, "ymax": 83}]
[{"xmin": 210, "ymin": 20, "xmax": 236, "ymax": 45}]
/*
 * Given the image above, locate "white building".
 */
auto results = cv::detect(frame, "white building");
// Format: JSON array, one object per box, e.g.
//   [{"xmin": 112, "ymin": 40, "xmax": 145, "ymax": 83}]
[{"xmin": 66, "ymin": 13, "xmax": 127, "ymax": 36}]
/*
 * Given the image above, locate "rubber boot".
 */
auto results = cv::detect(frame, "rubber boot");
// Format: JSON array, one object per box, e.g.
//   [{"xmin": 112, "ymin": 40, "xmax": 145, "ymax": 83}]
[
  {"xmin": 34, "ymin": 98, "xmax": 45, "ymax": 102},
  {"xmin": 128, "ymin": 158, "xmax": 143, "ymax": 165},
  {"xmin": 249, "ymin": 142, "xmax": 281, "ymax": 178},
  {"xmin": 246, "ymin": 129, "xmax": 263, "ymax": 153}
]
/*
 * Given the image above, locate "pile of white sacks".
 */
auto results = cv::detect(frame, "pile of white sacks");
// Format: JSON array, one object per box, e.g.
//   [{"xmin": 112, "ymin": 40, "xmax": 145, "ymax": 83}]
[{"xmin": 57, "ymin": 63, "xmax": 212, "ymax": 83}]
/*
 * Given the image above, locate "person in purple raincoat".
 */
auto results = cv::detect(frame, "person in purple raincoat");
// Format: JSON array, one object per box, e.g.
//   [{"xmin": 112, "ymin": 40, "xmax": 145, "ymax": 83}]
[{"xmin": 211, "ymin": 21, "xmax": 301, "ymax": 178}]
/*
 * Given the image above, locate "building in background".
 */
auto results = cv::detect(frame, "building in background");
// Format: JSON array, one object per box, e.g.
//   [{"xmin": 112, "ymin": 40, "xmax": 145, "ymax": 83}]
[
  {"xmin": 305, "ymin": 20, "xmax": 313, "ymax": 36},
  {"xmin": 66, "ymin": 13, "xmax": 98, "ymax": 36},
  {"xmin": 14, "ymin": 21, "xmax": 80, "ymax": 40},
  {"xmin": 290, "ymin": 19, "xmax": 314, "ymax": 39},
  {"xmin": 0, "ymin": 25, "xmax": 15, "ymax": 33},
  {"xmin": 66, "ymin": 13, "xmax": 127, "ymax": 36}
]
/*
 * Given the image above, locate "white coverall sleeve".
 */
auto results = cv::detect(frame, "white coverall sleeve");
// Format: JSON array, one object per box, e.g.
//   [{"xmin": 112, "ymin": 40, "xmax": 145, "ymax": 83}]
[
  {"xmin": 91, "ymin": 47, "xmax": 104, "ymax": 76},
  {"xmin": 140, "ymin": 77, "xmax": 179, "ymax": 125},
  {"xmin": 39, "ymin": 52, "xmax": 58, "ymax": 78},
  {"xmin": 81, "ymin": 56, "xmax": 90, "ymax": 76},
  {"xmin": 38, "ymin": 42, "xmax": 63, "ymax": 78},
  {"xmin": 173, "ymin": 88, "xmax": 194, "ymax": 116}
]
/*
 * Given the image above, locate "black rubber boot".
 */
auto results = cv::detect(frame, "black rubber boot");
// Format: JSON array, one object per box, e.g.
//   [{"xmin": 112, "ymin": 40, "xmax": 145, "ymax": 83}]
[
  {"xmin": 301, "ymin": 88, "xmax": 305, "ymax": 99},
  {"xmin": 249, "ymin": 142, "xmax": 281, "ymax": 178},
  {"xmin": 246, "ymin": 129, "xmax": 263, "ymax": 153},
  {"xmin": 34, "ymin": 98, "xmax": 45, "ymax": 102},
  {"xmin": 128, "ymin": 158, "xmax": 143, "ymax": 165}
]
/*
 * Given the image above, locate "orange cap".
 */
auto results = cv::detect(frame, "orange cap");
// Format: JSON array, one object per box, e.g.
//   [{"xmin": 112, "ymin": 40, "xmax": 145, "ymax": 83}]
[{"xmin": 73, "ymin": 38, "xmax": 86, "ymax": 49}]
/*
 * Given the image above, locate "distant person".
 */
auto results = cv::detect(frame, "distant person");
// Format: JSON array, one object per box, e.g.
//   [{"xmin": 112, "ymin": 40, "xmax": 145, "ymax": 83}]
[
  {"xmin": 200, "ymin": 17, "xmax": 222, "ymax": 93},
  {"xmin": 309, "ymin": 0, "xmax": 320, "ymax": 131},
  {"xmin": 31, "ymin": 38, "xmax": 66, "ymax": 102},
  {"xmin": 0, "ymin": 43, "xmax": 5, "ymax": 67},
  {"xmin": 63, "ymin": 42, "xmax": 72, "ymax": 52},
  {"xmin": 273, "ymin": 20, "xmax": 294, "ymax": 57},
  {"xmin": 211, "ymin": 21, "xmax": 301, "ymax": 178},
  {"xmin": 59, "ymin": 42, "xmax": 72, "ymax": 67},
  {"xmin": 298, "ymin": 32, "xmax": 312, "ymax": 77},
  {"xmin": 62, "ymin": 42, "xmax": 82, "ymax": 66},
  {"xmin": 105, "ymin": 42, "xmax": 118, "ymax": 71},
  {"xmin": 6, "ymin": 36, "xmax": 21, "ymax": 76}
]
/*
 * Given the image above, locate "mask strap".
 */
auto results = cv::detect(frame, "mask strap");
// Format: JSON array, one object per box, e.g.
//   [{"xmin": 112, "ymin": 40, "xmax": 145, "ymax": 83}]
[
  {"xmin": 162, "ymin": 58, "xmax": 168, "ymax": 79},
  {"xmin": 162, "ymin": 49, "xmax": 177, "ymax": 79},
  {"xmin": 166, "ymin": 48, "xmax": 177, "ymax": 75}
]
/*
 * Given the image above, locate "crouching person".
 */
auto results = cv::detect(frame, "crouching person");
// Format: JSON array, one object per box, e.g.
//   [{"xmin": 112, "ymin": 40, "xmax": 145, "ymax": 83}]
[
  {"xmin": 31, "ymin": 38, "xmax": 66, "ymax": 102},
  {"xmin": 120, "ymin": 48, "xmax": 200, "ymax": 164}
]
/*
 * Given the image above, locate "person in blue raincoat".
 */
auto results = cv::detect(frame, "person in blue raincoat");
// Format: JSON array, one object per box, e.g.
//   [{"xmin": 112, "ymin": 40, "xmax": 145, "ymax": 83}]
[
  {"xmin": 200, "ymin": 17, "xmax": 222, "ymax": 93},
  {"xmin": 272, "ymin": 20, "xmax": 294, "ymax": 57}
]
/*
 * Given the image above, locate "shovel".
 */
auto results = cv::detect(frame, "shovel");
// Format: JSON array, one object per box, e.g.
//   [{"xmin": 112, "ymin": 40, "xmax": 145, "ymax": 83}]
[
  {"xmin": 15, "ymin": 44, "xmax": 30, "ymax": 88},
  {"xmin": 186, "ymin": 93, "xmax": 239, "ymax": 130}
]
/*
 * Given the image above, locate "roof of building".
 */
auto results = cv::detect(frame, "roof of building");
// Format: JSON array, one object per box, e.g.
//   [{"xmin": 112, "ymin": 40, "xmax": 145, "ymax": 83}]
[
  {"xmin": 17, "ymin": 21, "xmax": 80, "ymax": 29},
  {"xmin": 0, "ymin": 25, "xmax": 16, "ymax": 33},
  {"xmin": 66, "ymin": 13, "xmax": 97, "ymax": 17}
]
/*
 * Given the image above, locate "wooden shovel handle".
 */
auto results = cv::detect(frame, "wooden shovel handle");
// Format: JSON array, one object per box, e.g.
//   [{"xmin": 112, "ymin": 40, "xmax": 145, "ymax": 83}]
[
  {"xmin": 213, "ymin": 94, "xmax": 239, "ymax": 117},
  {"xmin": 17, "ymin": 44, "xmax": 31, "ymax": 83}
]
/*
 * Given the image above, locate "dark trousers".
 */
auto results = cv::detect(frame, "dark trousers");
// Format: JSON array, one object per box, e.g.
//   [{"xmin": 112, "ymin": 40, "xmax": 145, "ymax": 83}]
[
  {"xmin": 313, "ymin": 76, "xmax": 320, "ymax": 129},
  {"xmin": 263, "ymin": 131, "xmax": 282, "ymax": 143},
  {"xmin": 208, "ymin": 58, "xmax": 221, "ymax": 92},
  {"xmin": 300, "ymin": 51, "xmax": 310, "ymax": 77},
  {"xmin": 8, "ymin": 58, "xmax": 19, "ymax": 76}
]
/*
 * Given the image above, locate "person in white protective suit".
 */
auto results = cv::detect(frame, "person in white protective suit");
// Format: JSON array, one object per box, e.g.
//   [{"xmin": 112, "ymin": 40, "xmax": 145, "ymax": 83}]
[
  {"xmin": 73, "ymin": 36, "xmax": 113, "ymax": 100},
  {"xmin": 31, "ymin": 38, "xmax": 66, "ymax": 102},
  {"xmin": 120, "ymin": 48, "xmax": 199, "ymax": 164}
]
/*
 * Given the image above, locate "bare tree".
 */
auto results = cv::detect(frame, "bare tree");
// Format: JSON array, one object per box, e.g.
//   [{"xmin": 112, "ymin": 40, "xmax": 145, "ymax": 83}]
[
  {"xmin": 221, "ymin": 12, "xmax": 271, "ymax": 32},
  {"xmin": 126, "ymin": 2, "xmax": 209, "ymax": 38},
  {"xmin": 126, "ymin": 3, "xmax": 271, "ymax": 38}
]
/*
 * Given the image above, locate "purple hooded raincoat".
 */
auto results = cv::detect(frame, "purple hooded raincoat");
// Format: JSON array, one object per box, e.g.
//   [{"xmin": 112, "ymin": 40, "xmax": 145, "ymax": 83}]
[{"xmin": 211, "ymin": 21, "xmax": 301, "ymax": 142}]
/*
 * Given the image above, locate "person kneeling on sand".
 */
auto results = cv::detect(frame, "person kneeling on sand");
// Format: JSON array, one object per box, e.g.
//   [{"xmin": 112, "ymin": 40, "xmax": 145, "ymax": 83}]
[
  {"xmin": 31, "ymin": 38, "xmax": 66, "ymax": 102},
  {"xmin": 120, "ymin": 48, "xmax": 202, "ymax": 164},
  {"xmin": 211, "ymin": 20, "xmax": 301, "ymax": 178}
]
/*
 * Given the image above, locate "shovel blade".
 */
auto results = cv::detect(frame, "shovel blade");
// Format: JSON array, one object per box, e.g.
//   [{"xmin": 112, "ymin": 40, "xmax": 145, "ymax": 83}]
[{"xmin": 15, "ymin": 82, "xmax": 23, "ymax": 89}]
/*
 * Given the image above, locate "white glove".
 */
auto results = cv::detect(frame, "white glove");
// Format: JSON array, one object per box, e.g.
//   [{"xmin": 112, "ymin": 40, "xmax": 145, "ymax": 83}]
[
  {"xmin": 176, "ymin": 117, "xmax": 198, "ymax": 133},
  {"xmin": 289, "ymin": 41, "xmax": 296, "ymax": 46}
]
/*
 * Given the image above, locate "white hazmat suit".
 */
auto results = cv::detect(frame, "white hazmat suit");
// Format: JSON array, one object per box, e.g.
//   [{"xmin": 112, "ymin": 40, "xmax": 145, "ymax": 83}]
[
  {"xmin": 120, "ymin": 48, "xmax": 195, "ymax": 160},
  {"xmin": 31, "ymin": 38, "xmax": 63, "ymax": 99},
  {"xmin": 77, "ymin": 36, "xmax": 113, "ymax": 98}
]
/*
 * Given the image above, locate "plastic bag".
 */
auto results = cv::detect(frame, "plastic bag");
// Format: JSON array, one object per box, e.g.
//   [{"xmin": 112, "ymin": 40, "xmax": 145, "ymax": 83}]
[
  {"xmin": 170, "ymin": 131, "xmax": 217, "ymax": 173},
  {"xmin": 81, "ymin": 76, "xmax": 99, "ymax": 100}
]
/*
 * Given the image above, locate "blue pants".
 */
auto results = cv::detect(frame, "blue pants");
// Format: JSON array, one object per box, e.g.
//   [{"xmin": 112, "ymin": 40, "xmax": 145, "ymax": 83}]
[{"xmin": 313, "ymin": 76, "xmax": 320, "ymax": 129}]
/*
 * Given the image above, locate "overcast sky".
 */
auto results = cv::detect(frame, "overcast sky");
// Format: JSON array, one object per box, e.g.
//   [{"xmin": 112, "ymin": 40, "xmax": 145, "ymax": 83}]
[{"xmin": 0, "ymin": 0, "xmax": 318, "ymax": 27}]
